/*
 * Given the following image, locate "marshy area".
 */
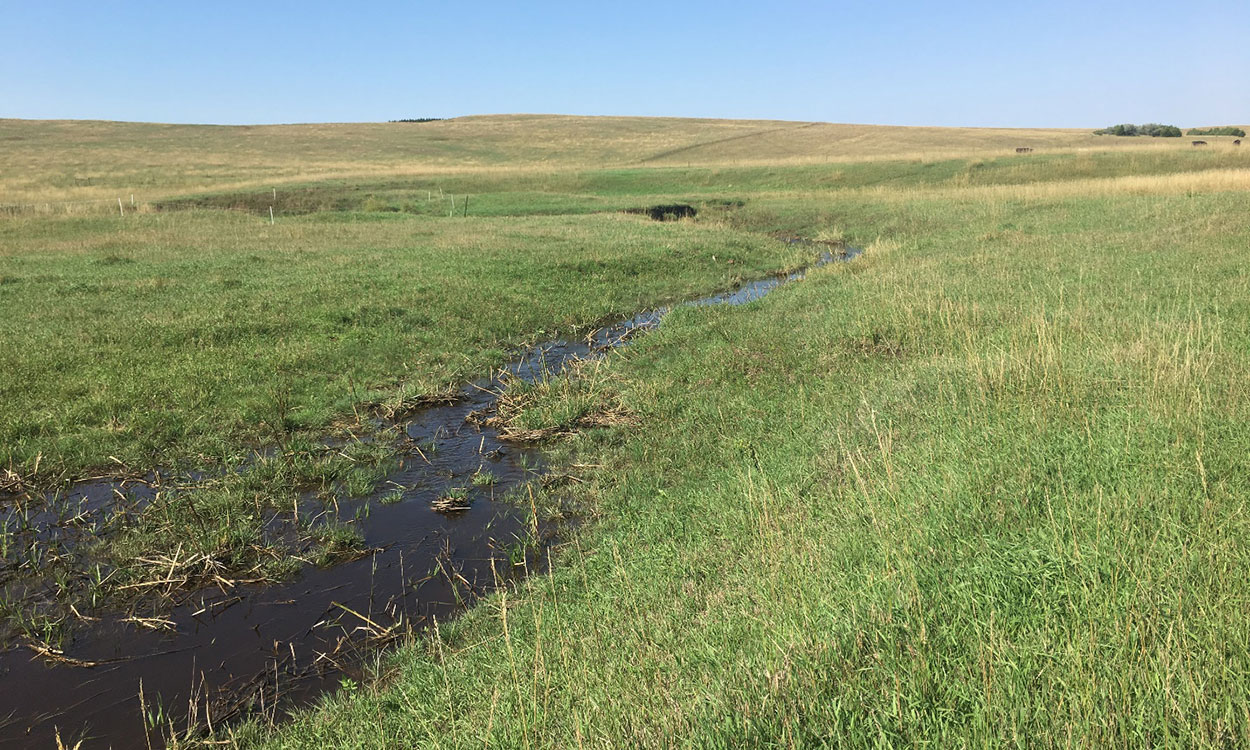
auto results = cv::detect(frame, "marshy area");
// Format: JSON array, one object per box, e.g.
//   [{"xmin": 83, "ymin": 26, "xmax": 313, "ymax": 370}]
[
  {"xmin": 0, "ymin": 225, "xmax": 850, "ymax": 746},
  {"xmin": 3, "ymin": 116, "xmax": 1250, "ymax": 747}
]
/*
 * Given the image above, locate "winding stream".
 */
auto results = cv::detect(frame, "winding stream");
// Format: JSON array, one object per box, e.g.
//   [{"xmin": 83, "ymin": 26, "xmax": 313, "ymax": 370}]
[{"xmin": 0, "ymin": 244, "xmax": 856, "ymax": 748}]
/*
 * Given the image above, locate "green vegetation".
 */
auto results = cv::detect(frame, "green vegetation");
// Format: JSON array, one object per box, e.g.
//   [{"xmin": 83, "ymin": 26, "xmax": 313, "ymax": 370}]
[
  {"xmin": 242, "ymin": 152, "xmax": 1249, "ymax": 748},
  {"xmin": 3, "ymin": 116, "xmax": 1249, "ymax": 746},
  {"xmin": 0, "ymin": 212, "xmax": 807, "ymax": 481},
  {"xmin": 12, "ymin": 145, "xmax": 1241, "ymax": 487},
  {"xmin": 1094, "ymin": 122, "xmax": 1181, "ymax": 137},
  {"xmin": 1188, "ymin": 126, "xmax": 1246, "ymax": 137},
  {"xmin": 0, "ymin": 204, "xmax": 814, "ymax": 635},
  {"xmin": 377, "ymin": 487, "xmax": 405, "ymax": 505},
  {"xmin": 469, "ymin": 469, "xmax": 497, "ymax": 487},
  {"xmin": 1, "ymin": 433, "xmax": 400, "ymax": 650},
  {"xmin": 489, "ymin": 358, "xmax": 633, "ymax": 442},
  {"xmin": 431, "ymin": 486, "xmax": 471, "ymax": 513}
]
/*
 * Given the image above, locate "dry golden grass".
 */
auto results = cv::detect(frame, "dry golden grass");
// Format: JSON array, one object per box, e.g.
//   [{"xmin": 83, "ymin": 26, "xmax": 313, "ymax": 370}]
[
  {"xmin": 686, "ymin": 162, "xmax": 1250, "ymax": 213},
  {"xmin": 639, "ymin": 122, "xmax": 1108, "ymax": 165},
  {"xmin": 9, "ymin": 114, "xmax": 1240, "ymax": 204},
  {"xmin": 0, "ymin": 115, "xmax": 799, "ymax": 203},
  {"xmin": 860, "ymin": 166, "xmax": 1250, "ymax": 202}
]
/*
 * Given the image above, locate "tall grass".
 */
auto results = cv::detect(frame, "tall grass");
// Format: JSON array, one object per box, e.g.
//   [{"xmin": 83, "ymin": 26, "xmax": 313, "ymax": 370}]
[
  {"xmin": 241, "ymin": 169, "xmax": 1250, "ymax": 748},
  {"xmin": 3, "ymin": 117, "xmax": 1248, "ymax": 745}
]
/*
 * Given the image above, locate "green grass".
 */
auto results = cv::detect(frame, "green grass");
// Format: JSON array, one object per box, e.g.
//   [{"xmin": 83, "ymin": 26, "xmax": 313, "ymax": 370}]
[
  {"xmin": 151, "ymin": 147, "xmax": 1249, "ymax": 219},
  {"xmin": 1, "ymin": 433, "xmax": 401, "ymax": 644},
  {"xmin": 36, "ymin": 144, "xmax": 1227, "ymax": 480},
  {"xmin": 0, "ymin": 198, "xmax": 811, "ymax": 626},
  {"xmin": 3, "ymin": 117, "xmax": 1250, "ymax": 746},
  {"xmin": 0, "ymin": 210, "xmax": 809, "ymax": 481},
  {"xmin": 240, "ymin": 175, "xmax": 1250, "ymax": 747},
  {"xmin": 490, "ymin": 357, "xmax": 633, "ymax": 441},
  {"xmin": 470, "ymin": 469, "xmax": 497, "ymax": 487}
]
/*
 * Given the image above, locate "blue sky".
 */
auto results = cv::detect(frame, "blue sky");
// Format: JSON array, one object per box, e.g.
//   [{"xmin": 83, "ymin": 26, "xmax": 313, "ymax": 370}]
[{"xmin": 2, "ymin": 1, "xmax": 1245, "ymax": 127}]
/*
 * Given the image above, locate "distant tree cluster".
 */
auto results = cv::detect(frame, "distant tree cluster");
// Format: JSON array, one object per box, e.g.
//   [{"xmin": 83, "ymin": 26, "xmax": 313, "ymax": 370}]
[
  {"xmin": 1187, "ymin": 126, "xmax": 1246, "ymax": 137},
  {"xmin": 389, "ymin": 118, "xmax": 444, "ymax": 123},
  {"xmin": 1094, "ymin": 123, "xmax": 1182, "ymax": 137}
]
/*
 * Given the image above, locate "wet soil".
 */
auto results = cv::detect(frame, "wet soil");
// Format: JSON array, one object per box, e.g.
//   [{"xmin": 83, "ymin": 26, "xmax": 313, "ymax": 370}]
[{"xmin": 0, "ymin": 244, "xmax": 856, "ymax": 748}]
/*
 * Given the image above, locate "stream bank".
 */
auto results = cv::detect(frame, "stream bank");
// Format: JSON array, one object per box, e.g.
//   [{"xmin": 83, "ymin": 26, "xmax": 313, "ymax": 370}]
[{"xmin": 0, "ymin": 243, "xmax": 856, "ymax": 748}]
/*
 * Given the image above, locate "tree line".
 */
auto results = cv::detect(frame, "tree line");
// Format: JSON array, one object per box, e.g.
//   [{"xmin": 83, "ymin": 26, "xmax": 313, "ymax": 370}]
[
  {"xmin": 1095, "ymin": 123, "xmax": 1245, "ymax": 138},
  {"xmin": 1186, "ymin": 126, "xmax": 1246, "ymax": 137},
  {"xmin": 1093, "ymin": 123, "xmax": 1182, "ymax": 137}
]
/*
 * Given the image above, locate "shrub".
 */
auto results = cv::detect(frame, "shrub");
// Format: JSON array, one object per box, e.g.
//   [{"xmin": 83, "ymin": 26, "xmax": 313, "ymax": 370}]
[
  {"xmin": 1187, "ymin": 126, "xmax": 1246, "ymax": 137},
  {"xmin": 1094, "ymin": 124, "xmax": 1138, "ymax": 136},
  {"xmin": 1140, "ymin": 123, "xmax": 1182, "ymax": 137},
  {"xmin": 1094, "ymin": 123, "xmax": 1181, "ymax": 137}
]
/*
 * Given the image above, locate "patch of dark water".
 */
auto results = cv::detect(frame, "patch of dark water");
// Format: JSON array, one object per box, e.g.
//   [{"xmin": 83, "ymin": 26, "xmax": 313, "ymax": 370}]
[
  {"xmin": 0, "ymin": 244, "xmax": 857, "ymax": 748},
  {"xmin": 623, "ymin": 204, "xmax": 698, "ymax": 221},
  {"xmin": 0, "ymin": 479, "xmax": 155, "ymax": 573}
]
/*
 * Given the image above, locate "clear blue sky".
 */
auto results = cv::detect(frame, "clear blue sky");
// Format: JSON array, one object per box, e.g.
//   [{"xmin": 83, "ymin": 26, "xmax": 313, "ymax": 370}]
[{"xmin": 2, "ymin": 0, "xmax": 1245, "ymax": 127}]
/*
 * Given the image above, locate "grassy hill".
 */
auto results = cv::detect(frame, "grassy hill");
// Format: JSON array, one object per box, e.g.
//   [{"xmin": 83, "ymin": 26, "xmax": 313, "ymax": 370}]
[{"xmin": 3, "ymin": 114, "xmax": 1225, "ymax": 205}]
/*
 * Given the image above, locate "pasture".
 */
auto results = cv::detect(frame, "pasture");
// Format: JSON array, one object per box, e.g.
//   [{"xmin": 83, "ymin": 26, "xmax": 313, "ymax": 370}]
[{"xmin": 2, "ymin": 116, "xmax": 1248, "ymax": 747}]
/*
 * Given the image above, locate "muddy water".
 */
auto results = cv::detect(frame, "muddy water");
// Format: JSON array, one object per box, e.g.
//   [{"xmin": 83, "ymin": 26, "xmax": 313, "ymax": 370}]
[{"xmin": 0, "ymin": 246, "xmax": 855, "ymax": 748}]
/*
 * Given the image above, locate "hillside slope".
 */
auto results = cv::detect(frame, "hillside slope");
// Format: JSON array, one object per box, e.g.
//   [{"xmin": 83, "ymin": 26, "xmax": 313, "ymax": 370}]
[{"xmin": 0, "ymin": 114, "xmax": 1194, "ymax": 204}]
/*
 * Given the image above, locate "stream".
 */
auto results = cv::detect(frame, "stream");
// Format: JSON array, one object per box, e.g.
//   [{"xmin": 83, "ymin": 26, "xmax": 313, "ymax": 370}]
[{"xmin": 0, "ymin": 244, "xmax": 856, "ymax": 748}]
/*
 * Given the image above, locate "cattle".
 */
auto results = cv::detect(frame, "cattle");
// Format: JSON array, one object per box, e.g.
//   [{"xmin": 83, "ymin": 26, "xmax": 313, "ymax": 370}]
[
  {"xmin": 1192, "ymin": 140, "xmax": 1208, "ymax": 146},
  {"xmin": 1235, "ymin": 139, "xmax": 1242, "ymax": 146},
  {"xmin": 1015, "ymin": 147, "xmax": 1033, "ymax": 153}
]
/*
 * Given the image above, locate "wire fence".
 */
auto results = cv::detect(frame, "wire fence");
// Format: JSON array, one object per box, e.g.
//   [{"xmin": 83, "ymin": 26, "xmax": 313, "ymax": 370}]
[
  {"xmin": 0, "ymin": 195, "xmax": 144, "ymax": 218},
  {"xmin": 1, "ymin": 187, "xmax": 475, "ymax": 221}
]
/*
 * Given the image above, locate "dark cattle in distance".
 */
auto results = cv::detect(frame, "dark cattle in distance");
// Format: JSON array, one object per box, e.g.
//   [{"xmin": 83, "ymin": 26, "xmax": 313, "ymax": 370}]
[
  {"xmin": 1192, "ymin": 140, "xmax": 1208, "ymax": 146},
  {"xmin": 1015, "ymin": 147, "xmax": 1034, "ymax": 153}
]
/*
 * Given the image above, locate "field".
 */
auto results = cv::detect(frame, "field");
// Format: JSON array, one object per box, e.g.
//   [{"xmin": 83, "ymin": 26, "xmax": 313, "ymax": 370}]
[
  {"xmin": 2, "ymin": 115, "xmax": 1230, "ymax": 206},
  {"xmin": 2, "ymin": 116, "xmax": 1249, "ymax": 747}
]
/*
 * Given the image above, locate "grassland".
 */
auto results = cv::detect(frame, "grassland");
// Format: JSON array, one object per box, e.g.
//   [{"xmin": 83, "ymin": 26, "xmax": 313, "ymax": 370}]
[
  {"xmin": 6, "ymin": 114, "xmax": 1240, "ymax": 206},
  {"xmin": 253, "ymin": 178, "xmax": 1249, "ymax": 748},
  {"xmin": 0, "ymin": 212, "xmax": 809, "ymax": 479},
  {"xmin": 3, "ymin": 115, "xmax": 1250, "ymax": 746}
]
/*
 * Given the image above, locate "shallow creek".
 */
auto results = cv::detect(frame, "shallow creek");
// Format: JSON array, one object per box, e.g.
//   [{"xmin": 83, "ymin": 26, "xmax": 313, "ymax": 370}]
[{"xmin": 0, "ymin": 244, "xmax": 856, "ymax": 748}]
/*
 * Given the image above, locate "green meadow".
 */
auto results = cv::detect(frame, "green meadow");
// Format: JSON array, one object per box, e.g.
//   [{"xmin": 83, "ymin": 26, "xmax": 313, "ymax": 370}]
[
  {"xmin": 2, "ymin": 116, "xmax": 1249, "ymax": 746},
  {"xmin": 0, "ymin": 211, "xmax": 809, "ymax": 478}
]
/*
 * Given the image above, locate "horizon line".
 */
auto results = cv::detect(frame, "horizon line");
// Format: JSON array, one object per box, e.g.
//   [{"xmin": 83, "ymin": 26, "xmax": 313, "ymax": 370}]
[{"xmin": 0, "ymin": 113, "xmax": 1134, "ymax": 130}]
